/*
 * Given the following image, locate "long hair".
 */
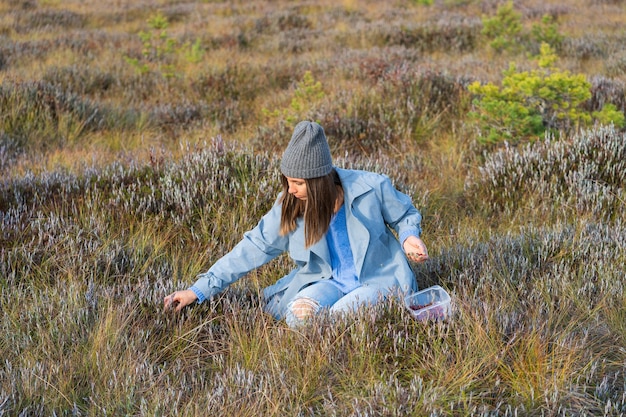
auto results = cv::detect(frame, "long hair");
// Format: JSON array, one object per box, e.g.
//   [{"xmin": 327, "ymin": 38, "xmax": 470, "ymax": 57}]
[{"xmin": 280, "ymin": 169, "xmax": 341, "ymax": 247}]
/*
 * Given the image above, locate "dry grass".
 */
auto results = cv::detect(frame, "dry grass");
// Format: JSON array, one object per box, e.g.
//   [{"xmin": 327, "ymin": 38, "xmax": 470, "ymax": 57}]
[{"xmin": 1, "ymin": 0, "xmax": 625, "ymax": 415}]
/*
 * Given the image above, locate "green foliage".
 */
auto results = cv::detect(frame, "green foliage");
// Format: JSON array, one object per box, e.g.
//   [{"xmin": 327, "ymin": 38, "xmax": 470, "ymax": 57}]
[
  {"xmin": 593, "ymin": 103, "xmax": 626, "ymax": 128},
  {"xmin": 263, "ymin": 70, "xmax": 325, "ymax": 125},
  {"xmin": 468, "ymin": 43, "xmax": 623, "ymax": 144},
  {"xmin": 467, "ymin": 87, "xmax": 545, "ymax": 143},
  {"xmin": 289, "ymin": 71, "xmax": 324, "ymax": 122},
  {"xmin": 124, "ymin": 11, "xmax": 204, "ymax": 78},
  {"xmin": 411, "ymin": 0, "xmax": 434, "ymax": 5},
  {"xmin": 140, "ymin": 12, "xmax": 177, "ymax": 61},
  {"xmin": 482, "ymin": 2, "xmax": 564, "ymax": 55},
  {"xmin": 531, "ymin": 14, "xmax": 564, "ymax": 51},
  {"xmin": 123, "ymin": 56, "xmax": 150, "ymax": 75},
  {"xmin": 481, "ymin": 1, "xmax": 522, "ymax": 53},
  {"xmin": 183, "ymin": 38, "xmax": 205, "ymax": 64},
  {"xmin": 146, "ymin": 10, "xmax": 169, "ymax": 31}
]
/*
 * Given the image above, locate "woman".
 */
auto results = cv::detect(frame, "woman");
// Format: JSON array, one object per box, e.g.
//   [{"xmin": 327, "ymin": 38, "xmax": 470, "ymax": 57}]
[{"xmin": 164, "ymin": 121, "xmax": 429, "ymax": 327}]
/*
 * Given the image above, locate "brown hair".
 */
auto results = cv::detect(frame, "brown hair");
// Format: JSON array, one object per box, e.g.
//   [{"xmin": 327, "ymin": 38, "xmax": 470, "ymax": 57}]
[{"xmin": 280, "ymin": 169, "xmax": 341, "ymax": 247}]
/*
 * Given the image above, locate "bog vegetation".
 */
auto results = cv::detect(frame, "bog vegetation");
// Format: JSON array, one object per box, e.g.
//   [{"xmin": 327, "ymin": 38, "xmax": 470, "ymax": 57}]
[{"xmin": 1, "ymin": 0, "xmax": 625, "ymax": 415}]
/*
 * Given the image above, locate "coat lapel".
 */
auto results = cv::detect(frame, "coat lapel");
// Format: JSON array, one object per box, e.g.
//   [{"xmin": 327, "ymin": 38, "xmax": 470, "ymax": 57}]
[
  {"xmin": 309, "ymin": 233, "xmax": 331, "ymax": 267},
  {"xmin": 338, "ymin": 169, "xmax": 372, "ymax": 277}
]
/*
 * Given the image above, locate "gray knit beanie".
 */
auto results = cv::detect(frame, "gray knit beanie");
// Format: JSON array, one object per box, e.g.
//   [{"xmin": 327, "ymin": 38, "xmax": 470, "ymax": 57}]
[{"xmin": 280, "ymin": 121, "xmax": 333, "ymax": 179}]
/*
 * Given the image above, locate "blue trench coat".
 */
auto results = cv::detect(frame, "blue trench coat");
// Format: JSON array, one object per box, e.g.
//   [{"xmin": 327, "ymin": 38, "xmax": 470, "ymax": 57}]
[{"xmin": 191, "ymin": 167, "xmax": 422, "ymax": 319}]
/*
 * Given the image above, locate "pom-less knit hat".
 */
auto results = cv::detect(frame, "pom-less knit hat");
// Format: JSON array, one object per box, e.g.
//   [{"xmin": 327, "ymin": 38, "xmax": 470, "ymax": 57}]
[{"xmin": 280, "ymin": 121, "xmax": 333, "ymax": 179}]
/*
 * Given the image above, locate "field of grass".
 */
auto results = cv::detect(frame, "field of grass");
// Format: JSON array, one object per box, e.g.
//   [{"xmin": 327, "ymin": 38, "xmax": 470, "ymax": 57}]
[{"xmin": 1, "ymin": 0, "xmax": 625, "ymax": 415}]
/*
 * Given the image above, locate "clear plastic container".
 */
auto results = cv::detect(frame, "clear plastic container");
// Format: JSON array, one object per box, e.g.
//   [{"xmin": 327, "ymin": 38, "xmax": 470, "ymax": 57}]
[{"xmin": 404, "ymin": 285, "xmax": 451, "ymax": 321}]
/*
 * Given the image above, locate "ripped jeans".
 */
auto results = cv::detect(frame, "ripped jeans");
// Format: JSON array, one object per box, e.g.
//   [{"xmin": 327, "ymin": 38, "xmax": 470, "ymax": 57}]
[{"xmin": 282, "ymin": 280, "xmax": 388, "ymax": 328}]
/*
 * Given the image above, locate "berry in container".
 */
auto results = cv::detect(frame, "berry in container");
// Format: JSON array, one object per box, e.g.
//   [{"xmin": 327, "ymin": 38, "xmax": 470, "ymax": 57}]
[{"xmin": 404, "ymin": 285, "xmax": 451, "ymax": 321}]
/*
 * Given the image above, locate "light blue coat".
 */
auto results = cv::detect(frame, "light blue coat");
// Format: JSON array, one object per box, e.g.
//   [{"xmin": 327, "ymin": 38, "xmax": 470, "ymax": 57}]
[{"xmin": 190, "ymin": 168, "xmax": 422, "ymax": 319}]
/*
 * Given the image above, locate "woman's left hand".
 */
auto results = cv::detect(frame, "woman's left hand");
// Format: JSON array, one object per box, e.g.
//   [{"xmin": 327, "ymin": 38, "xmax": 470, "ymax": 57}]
[{"xmin": 403, "ymin": 236, "xmax": 429, "ymax": 263}]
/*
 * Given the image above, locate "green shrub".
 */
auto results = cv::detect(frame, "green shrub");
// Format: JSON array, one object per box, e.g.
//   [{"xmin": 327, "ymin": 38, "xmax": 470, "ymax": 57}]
[
  {"xmin": 481, "ymin": 1, "xmax": 523, "ymax": 53},
  {"xmin": 124, "ymin": 11, "xmax": 203, "ymax": 79},
  {"xmin": 124, "ymin": 11, "xmax": 176, "ymax": 77},
  {"xmin": 263, "ymin": 70, "xmax": 325, "ymax": 125},
  {"xmin": 482, "ymin": 2, "xmax": 564, "ymax": 55},
  {"xmin": 183, "ymin": 38, "xmax": 204, "ymax": 64},
  {"xmin": 530, "ymin": 14, "xmax": 563, "ymax": 52},
  {"xmin": 593, "ymin": 103, "xmax": 625, "ymax": 128},
  {"xmin": 468, "ymin": 44, "xmax": 624, "ymax": 144}
]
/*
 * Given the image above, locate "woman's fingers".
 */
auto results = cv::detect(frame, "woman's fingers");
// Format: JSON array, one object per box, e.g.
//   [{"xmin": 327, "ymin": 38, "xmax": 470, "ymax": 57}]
[
  {"xmin": 404, "ymin": 237, "xmax": 429, "ymax": 263},
  {"xmin": 407, "ymin": 251, "xmax": 429, "ymax": 263},
  {"xmin": 164, "ymin": 290, "xmax": 198, "ymax": 311},
  {"xmin": 174, "ymin": 296, "xmax": 186, "ymax": 312},
  {"xmin": 164, "ymin": 292, "xmax": 177, "ymax": 310}
]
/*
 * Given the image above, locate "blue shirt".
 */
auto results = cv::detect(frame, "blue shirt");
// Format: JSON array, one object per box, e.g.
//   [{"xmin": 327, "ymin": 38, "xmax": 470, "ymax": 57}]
[{"xmin": 326, "ymin": 204, "xmax": 360, "ymax": 293}]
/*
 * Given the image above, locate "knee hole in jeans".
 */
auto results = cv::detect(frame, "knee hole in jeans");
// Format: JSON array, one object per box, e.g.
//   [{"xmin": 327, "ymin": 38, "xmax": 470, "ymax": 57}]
[{"xmin": 289, "ymin": 297, "xmax": 320, "ymax": 321}]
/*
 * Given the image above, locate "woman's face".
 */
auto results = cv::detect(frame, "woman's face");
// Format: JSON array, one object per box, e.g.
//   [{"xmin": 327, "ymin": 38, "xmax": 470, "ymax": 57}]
[{"xmin": 285, "ymin": 176, "xmax": 307, "ymax": 200}]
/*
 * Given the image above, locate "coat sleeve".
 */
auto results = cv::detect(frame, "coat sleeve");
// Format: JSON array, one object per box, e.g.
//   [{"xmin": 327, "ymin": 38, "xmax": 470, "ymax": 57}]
[
  {"xmin": 190, "ymin": 196, "xmax": 289, "ymax": 302},
  {"xmin": 378, "ymin": 175, "xmax": 422, "ymax": 244}
]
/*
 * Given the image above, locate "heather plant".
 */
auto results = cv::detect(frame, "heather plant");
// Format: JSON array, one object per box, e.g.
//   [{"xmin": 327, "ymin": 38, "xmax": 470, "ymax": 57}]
[
  {"xmin": 41, "ymin": 66, "xmax": 117, "ymax": 98},
  {"xmin": 561, "ymin": 34, "xmax": 609, "ymax": 61},
  {"xmin": 316, "ymin": 68, "xmax": 468, "ymax": 154},
  {"xmin": 605, "ymin": 51, "xmax": 626, "ymax": 78},
  {"xmin": 194, "ymin": 63, "xmax": 272, "ymax": 105},
  {"xmin": 2, "ymin": 146, "xmax": 625, "ymax": 414},
  {"xmin": 587, "ymin": 77, "xmax": 626, "ymax": 115},
  {"xmin": 0, "ymin": 80, "xmax": 117, "ymax": 151},
  {"xmin": 384, "ymin": 15, "xmax": 481, "ymax": 53},
  {"xmin": 252, "ymin": 8, "xmax": 312, "ymax": 36},
  {"xmin": 12, "ymin": 8, "xmax": 85, "ymax": 33},
  {"xmin": 468, "ymin": 124, "xmax": 626, "ymax": 222},
  {"xmin": 2, "ymin": 0, "xmax": 626, "ymax": 415}
]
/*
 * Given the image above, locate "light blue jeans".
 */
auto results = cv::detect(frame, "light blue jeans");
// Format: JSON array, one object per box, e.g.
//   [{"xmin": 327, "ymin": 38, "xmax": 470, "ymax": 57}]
[{"xmin": 282, "ymin": 280, "xmax": 388, "ymax": 328}]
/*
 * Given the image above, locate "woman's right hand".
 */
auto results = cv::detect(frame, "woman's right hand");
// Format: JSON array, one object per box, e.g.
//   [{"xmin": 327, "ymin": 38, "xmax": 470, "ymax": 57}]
[
  {"xmin": 164, "ymin": 289, "xmax": 198, "ymax": 312},
  {"xmin": 403, "ymin": 236, "xmax": 429, "ymax": 263}
]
